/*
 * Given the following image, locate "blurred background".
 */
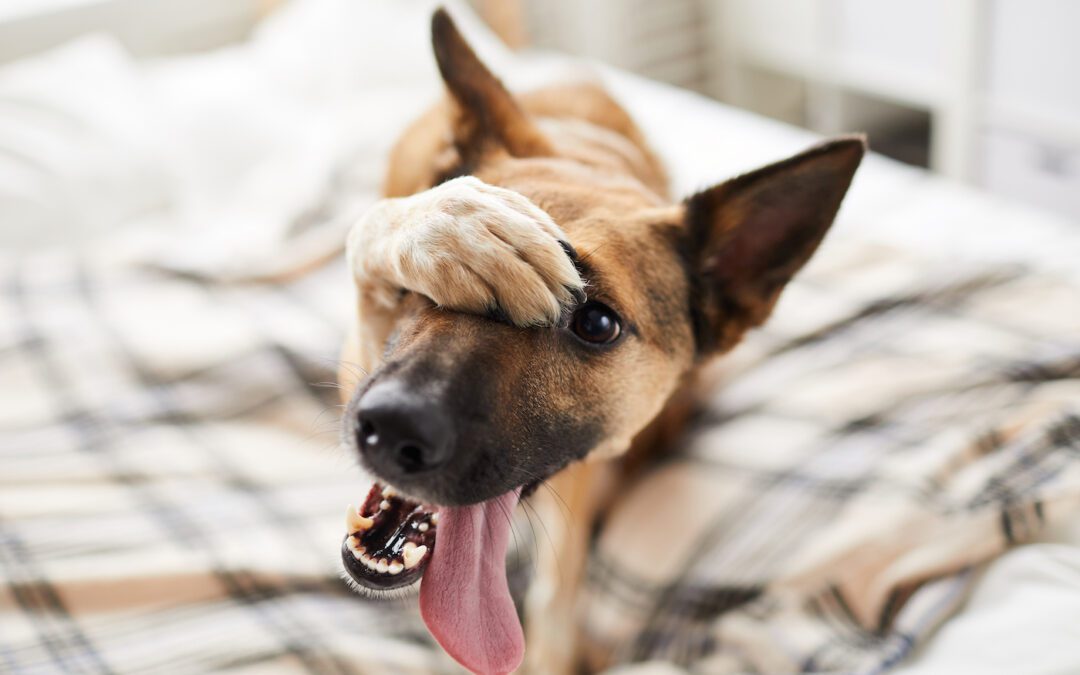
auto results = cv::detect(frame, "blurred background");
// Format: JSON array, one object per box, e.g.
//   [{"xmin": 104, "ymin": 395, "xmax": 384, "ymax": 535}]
[
  {"xmin": 2, "ymin": 0, "xmax": 1077, "ymax": 251},
  {"xmin": 522, "ymin": 0, "xmax": 1080, "ymax": 223}
]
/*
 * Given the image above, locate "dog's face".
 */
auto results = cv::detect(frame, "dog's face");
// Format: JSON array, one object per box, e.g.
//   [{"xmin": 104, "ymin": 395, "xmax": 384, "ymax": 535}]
[
  {"xmin": 347, "ymin": 195, "xmax": 697, "ymax": 506},
  {"xmin": 341, "ymin": 13, "xmax": 864, "ymax": 509}
]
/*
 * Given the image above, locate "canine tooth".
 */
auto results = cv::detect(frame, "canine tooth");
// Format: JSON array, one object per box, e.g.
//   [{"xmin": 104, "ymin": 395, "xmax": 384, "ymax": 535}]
[
  {"xmin": 418, "ymin": 522, "xmax": 429, "ymax": 533},
  {"xmin": 388, "ymin": 561, "xmax": 403, "ymax": 575},
  {"xmin": 346, "ymin": 505, "xmax": 374, "ymax": 532},
  {"xmin": 403, "ymin": 544, "xmax": 427, "ymax": 569},
  {"xmin": 430, "ymin": 513, "xmax": 439, "ymax": 525},
  {"xmin": 376, "ymin": 559, "xmax": 389, "ymax": 573},
  {"xmin": 379, "ymin": 500, "xmax": 391, "ymax": 511},
  {"xmin": 382, "ymin": 486, "xmax": 397, "ymax": 498}
]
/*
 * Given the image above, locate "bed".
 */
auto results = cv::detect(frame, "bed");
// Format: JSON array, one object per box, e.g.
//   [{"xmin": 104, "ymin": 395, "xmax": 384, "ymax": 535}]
[{"xmin": 2, "ymin": 1, "xmax": 1079, "ymax": 673}]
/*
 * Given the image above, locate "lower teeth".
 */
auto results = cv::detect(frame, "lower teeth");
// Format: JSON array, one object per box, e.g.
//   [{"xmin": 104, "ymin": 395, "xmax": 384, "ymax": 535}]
[{"xmin": 344, "ymin": 485, "xmax": 436, "ymax": 577}]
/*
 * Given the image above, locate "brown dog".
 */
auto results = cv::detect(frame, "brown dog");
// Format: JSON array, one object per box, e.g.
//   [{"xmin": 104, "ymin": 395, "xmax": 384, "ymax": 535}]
[{"xmin": 338, "ymin": 9, "xmax": 864, "ymax": 674}]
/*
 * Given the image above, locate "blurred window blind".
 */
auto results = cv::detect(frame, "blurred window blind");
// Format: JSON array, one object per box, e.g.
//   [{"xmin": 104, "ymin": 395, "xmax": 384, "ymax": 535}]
[{"xmin": 520, "ymin": 0, "xmax": 708, "ymax": 91}]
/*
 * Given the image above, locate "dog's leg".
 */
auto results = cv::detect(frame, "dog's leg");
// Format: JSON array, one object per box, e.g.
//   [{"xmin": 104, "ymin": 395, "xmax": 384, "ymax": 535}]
[
  {"xmin": 522, "ymin": 376, "xmax": 705, "ymax": 674},
  {"xmin": 343, "ymin": 176, "xmax": 584, "ymax": 374},
  {"xmin": 525, "ymin": 460, "xmax": 616, "ymax": 675}
]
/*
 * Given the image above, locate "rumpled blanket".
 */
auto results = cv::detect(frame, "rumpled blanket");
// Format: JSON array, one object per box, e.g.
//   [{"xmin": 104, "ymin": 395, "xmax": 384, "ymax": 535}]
[
  {"xmin": 3, "ymin": 229, "xmax": 1079, "ymax": 674},
  {"xmin": 581, "ymin": 237, "xmax": 1080, "ymax": 673}
]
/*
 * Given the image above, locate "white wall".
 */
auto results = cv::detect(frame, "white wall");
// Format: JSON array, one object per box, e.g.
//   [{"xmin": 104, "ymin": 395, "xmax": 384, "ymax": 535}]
[{"xmin": 0, "ymin": 0, "xmax": 267, "ymax": 64}]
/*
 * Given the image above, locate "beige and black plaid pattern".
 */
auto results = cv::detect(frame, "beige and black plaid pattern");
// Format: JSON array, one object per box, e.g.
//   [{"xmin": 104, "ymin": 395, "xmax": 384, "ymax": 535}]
[
  {"xmin": 582, "ymin": 237, "xmax": 1080, "ymax": 673},
  {"xmin": 0, "ymin": 251, "xmax": 449, "ymax": 673},
  {"xmin": 2, "ymin": 229, "xmax": 1079, "ymax": 674}
]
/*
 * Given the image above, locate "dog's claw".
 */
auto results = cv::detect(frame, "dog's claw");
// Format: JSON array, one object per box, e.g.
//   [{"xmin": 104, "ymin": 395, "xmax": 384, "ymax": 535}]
[
  {"xmin": 558, "ymin": 240, "xmax": 579, "ymax": 263},
  {"xmin": 567, "ymin": 284, "xmax": 587, "ymax": 306}
]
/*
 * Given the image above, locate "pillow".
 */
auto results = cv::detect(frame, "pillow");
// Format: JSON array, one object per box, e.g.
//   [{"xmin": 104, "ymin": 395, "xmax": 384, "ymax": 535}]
[
  {"xmin": 0, "ymin": 36, "xmax": 170, "ymax": 250},
  {"xmin": 0, "ymin": 0, "xmax": 503, "ymax": 261}
]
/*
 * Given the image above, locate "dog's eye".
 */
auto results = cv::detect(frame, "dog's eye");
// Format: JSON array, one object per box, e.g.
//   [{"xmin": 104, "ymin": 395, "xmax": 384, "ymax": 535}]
[{"xmin": 571, "ymin": 302, "xmax": 622, "ymax": 344}]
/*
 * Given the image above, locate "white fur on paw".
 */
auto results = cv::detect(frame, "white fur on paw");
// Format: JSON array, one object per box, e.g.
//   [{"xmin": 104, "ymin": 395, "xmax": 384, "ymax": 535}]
[{"xmin": 348, "ymin": 176, "xmax": 584, "ymax": 326}]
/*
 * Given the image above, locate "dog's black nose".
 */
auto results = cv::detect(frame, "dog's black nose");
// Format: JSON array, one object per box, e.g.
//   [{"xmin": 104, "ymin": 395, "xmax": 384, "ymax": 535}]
[{"xmin": 356, "ymin": 381, "xmax": 453, "ymax": 476}]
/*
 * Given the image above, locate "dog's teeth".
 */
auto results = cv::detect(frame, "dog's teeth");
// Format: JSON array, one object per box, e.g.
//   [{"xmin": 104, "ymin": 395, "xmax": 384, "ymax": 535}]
[
  {"xmin": 379, "ymin": 500, "xmax": 391, "ymax": 511},
  {"xmin": 388, "ymin": 561, "xmax": 403, "ymax": 575},
  {"xmin": 430, "ymin": 513, "xmax": 439, "ymax": 525},
  {"xmin": 418, "ymin": 522, "xmax": 429, "ymax": 533},
  {"xmin": 382, "ymin": 486, "xmax": 397, "ymax": 498},
  {"xmin": 376, "ymin": 558, "xmax": 389, "ymax": 573},
  {"xmin": 346, "ymin": 505, "xmax": 374, "ymax": 532},
  {"xmin": 403, "ymin": 544, "xmax": 427, "ymax": 570},
  {"xmin": 345, "ymin": 534, "xmax": 365, "ymax": 560},
  {"xmin": 364, "ymin": 555, "xmax": 377, "ymax": 570}
]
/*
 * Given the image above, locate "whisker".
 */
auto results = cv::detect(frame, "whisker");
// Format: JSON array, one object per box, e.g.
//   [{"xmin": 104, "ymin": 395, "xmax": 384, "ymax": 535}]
[
  {"xmin": 315, "ymin": 357, "xmax": 370, "ymax": 388},
  {"xmin": 511, "ymin": 463, "xmax": 575, "ymax": 527},
  {"xmin": 579, "ymin": 242, "xmax": 607, "ymax": 264},
  {"xmin": 310, "ymin": 404, "xmax": 346, "ymax": 430},
  {"xmin": 519, "ymin": 498, "xmax": 548, "ymax": 574},
  {"xmin": 520, "ymin": 494, "xmax": 564, "ymax": 581},
  {"xmin": 491, "ymin": 496, "xmax": 523, "ymax": 569},
  {"xmin": 537, "ymin": 480, "xmax": 573, "ymax": 526}
]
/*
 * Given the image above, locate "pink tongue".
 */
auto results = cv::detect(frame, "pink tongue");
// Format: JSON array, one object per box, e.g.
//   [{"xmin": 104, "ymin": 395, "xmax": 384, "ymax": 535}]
[{"xmin": 419, "ymin": 490, "xmax": 523, "ymax": 675}]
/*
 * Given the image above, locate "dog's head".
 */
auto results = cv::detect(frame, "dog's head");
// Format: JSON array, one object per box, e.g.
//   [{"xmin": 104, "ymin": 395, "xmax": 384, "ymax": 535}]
[{"xmin": 342, "ymin": 11, "xmax": 864, "ymax": 508}]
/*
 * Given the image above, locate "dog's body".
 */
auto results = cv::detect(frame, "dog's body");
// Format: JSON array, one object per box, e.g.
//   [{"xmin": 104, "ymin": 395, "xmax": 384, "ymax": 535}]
[{"xmin": 339, "ymin": 10, "xmax": 863, "ymax": 674}]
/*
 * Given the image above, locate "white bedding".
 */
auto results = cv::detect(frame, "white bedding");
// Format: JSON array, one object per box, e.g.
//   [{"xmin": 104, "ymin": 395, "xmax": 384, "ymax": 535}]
[{"xmin": 2, "ymin": 1, "xmax": 1078, "ymax": 672}]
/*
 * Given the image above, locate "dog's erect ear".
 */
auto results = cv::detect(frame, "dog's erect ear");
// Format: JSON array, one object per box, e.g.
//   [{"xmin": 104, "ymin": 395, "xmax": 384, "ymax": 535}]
[
  {"xmin": 683, "ymin": 136, "xmax": 865, "ymax": 354},
  {"xmin": 431, "ymin": 8, "xmax": 551, "ymax": 161}
]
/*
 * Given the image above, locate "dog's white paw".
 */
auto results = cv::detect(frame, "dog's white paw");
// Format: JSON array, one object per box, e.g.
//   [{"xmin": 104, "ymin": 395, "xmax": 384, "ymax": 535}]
[{"xmin": 348, "ymin": 176, "xmax": 584, "ymax": 326}]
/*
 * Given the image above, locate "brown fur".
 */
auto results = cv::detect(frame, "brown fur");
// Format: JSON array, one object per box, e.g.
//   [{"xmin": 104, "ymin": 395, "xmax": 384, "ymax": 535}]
[{"xmin": 340, "ymin": 9, "xmax": 864, "ymax": 672}]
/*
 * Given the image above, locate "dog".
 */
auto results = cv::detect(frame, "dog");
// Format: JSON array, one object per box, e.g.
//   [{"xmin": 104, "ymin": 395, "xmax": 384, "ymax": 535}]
[{"xmin": 338, "ymin": 9, "xmax": 864, "ymax": 674}]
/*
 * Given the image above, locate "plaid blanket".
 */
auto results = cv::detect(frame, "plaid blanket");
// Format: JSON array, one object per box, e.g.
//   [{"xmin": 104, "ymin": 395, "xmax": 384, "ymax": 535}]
[
  {"xmin": 582, "ymin": 237, "xmax": 1080, "ymax": 673},
  {"xmin": 2, "ymin": 224, "xmax": 1079, "ymax": 674}
]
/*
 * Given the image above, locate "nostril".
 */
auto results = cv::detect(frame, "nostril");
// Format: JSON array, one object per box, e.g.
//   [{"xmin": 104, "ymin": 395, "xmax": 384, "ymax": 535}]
[
  {"xmin": 397, "ymin": 444, "xmax": 426, "ymax": 473},
  {"xmin": 358, "ymin": 419, "xmax": 379, "ymax": 449},
  {"xmin": 354, "ymin": 381, "xmax": 453, "ymax": 478}
]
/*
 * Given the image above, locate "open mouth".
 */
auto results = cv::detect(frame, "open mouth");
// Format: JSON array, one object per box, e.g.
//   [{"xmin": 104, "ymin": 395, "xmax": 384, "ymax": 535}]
[
  {"xmin": 341, "ymin": 483, "xmax": 437, "ymax": 590},
  {"xmin": 341, "ymin": 481, "xmax": 526, "ymax": 674}
]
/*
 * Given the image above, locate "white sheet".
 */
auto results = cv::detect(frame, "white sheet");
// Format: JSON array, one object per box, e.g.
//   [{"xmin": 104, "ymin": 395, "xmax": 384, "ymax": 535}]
[{"xmin": 895, "ymin": 543, "xmax": 1080, "ymax": 674}]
